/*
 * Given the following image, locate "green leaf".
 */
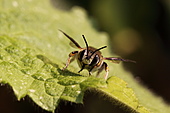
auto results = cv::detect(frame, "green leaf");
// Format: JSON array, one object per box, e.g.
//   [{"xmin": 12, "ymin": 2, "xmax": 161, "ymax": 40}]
[{"xmin": 0, "ymin": 0, "xmax": 170, "ymax": 113}]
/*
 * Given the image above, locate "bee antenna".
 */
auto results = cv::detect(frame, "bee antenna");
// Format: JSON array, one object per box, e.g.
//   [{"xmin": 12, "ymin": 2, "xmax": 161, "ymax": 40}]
[
  {"xmin": 87, "ymin": 46, "xmax": 107, "ymax": 59},
  {"xmin": 82, "ymin": 35, "xmax": 89, "ymax": 56}
]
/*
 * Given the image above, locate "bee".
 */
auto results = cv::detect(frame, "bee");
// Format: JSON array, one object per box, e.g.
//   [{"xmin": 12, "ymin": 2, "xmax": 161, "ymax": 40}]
[{"xmin": 60, "ymin": 30, "xmax": 136, "ymax": 80}]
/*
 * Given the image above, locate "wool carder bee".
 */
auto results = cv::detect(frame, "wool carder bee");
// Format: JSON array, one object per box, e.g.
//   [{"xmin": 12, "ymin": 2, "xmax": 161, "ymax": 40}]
[{"xmin": 60, "ymin": 30, "xmax": 136, "ymax": 80}]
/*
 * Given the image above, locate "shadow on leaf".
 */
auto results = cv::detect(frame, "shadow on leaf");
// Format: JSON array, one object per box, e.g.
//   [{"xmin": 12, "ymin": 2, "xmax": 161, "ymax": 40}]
[{"xmin": 36, "ymin": 55, "xmax": 82, "ymax": 77}]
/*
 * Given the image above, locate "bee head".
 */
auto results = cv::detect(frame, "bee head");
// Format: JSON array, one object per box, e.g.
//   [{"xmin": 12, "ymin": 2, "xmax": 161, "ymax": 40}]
[{"xmin": 82, "ymin": 35, "xmax": 107, "ymax": 64}]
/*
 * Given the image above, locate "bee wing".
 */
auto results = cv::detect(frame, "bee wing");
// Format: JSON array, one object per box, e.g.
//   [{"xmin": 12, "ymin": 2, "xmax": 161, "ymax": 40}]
[
  {"xmin": 69, "ymin": 41, "xmax": 81, "ymax": 48},
  {"xmin": 103, "ymin": 57, "xmax": 136, "ymax": 64},
  {"xmin": 59, "ymin": 29, "xmax": 82, "ymax": 49}
]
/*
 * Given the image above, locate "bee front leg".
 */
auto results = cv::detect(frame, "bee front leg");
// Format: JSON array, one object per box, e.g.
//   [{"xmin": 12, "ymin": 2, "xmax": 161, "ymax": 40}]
[
  {"xmin": 78, "ymin": 64, "xmax": 85, "ymax": 73},
  {"xmin": 62, "ymin": 51, "xmax": 78, "ymax": 70},
  {"xmin": 96, "ymin": 62, "xmax": 109, "ymax": 80}
]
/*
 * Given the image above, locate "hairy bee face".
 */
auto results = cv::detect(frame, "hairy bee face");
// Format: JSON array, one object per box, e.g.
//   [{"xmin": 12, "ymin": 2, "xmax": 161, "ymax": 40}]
[
  {"xmin": 80, "ymin": 49, "xmax": 92, "ymax": 64},
  {"xmin": 80, "ymin": 48, "xmax": 100, "ymax": 65},
  {"xmin": 77, "ymin": 47, "xmax": 103, "ymax": 73}
]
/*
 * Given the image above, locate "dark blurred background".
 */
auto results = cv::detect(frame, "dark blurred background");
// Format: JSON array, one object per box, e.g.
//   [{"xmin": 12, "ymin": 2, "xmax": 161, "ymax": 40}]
[{"xmin": 1, "ymin": 0, "xmax": 170, "ymax": 113}]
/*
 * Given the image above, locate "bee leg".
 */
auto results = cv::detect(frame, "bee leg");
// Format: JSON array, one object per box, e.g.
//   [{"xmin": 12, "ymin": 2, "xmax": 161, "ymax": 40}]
[
  {"xmin": 96, "ymin": 65, "xmax": 104, "ymax": 78},
  {"xmin": 104, "ymin": 62, "xmax": 109, "ymax": 80},
  {"xmin": 96, "ymin": 62, "xmax": 109, "ymax": 80},
  {"xmin": 78, "ymin": 64, "xmax": 85, "ymax": 73},
  {"xmin": 88, "ymin": 66, "xmax": 95, "ymax": 76},
  {"xmin": 62, "ymin": 51, "xmax": 78, "ymax": 70}
]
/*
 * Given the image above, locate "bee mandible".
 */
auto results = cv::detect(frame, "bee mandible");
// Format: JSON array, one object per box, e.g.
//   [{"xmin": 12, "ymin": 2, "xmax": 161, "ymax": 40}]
[{"xmin": 59, "ymin": 30, "xmax": 136, "ymax": 80}]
